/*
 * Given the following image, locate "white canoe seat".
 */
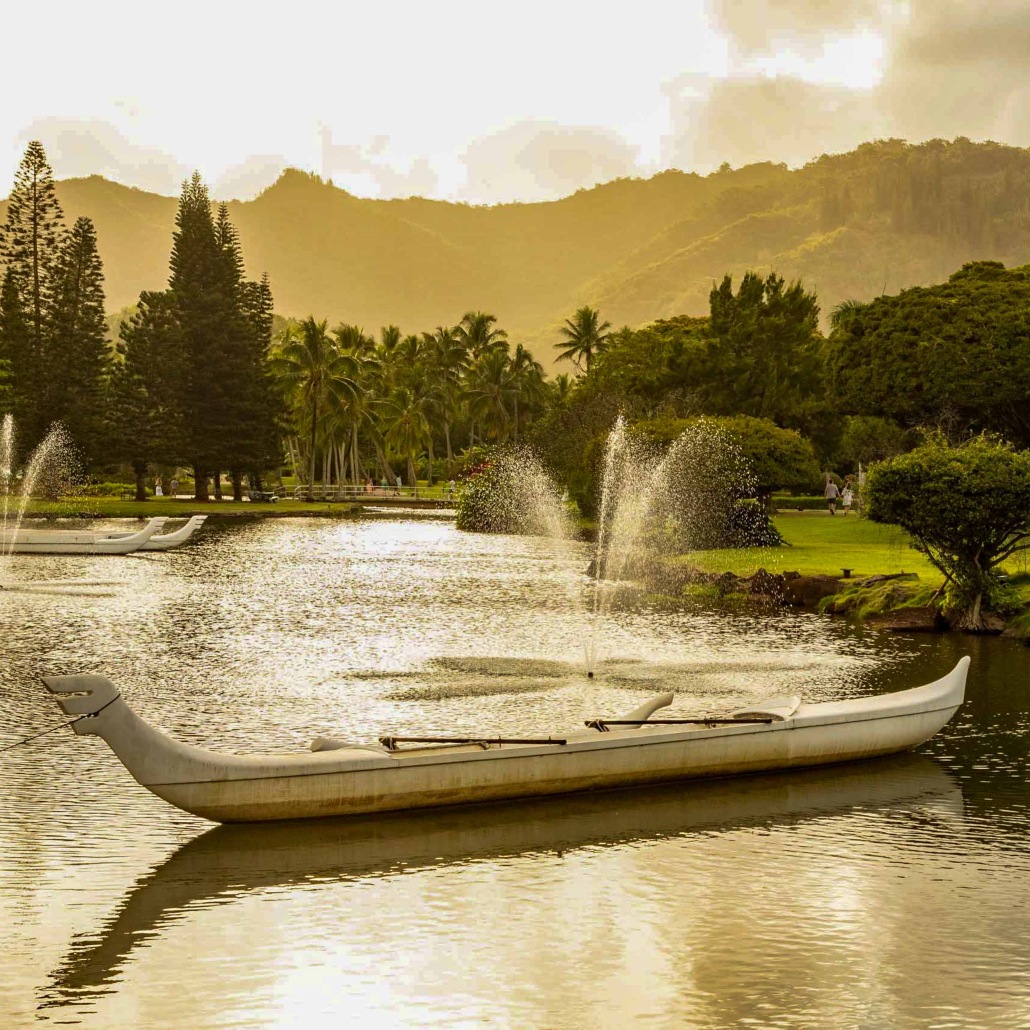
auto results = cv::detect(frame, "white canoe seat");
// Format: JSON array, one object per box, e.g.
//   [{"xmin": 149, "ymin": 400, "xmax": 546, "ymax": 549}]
[
  {"xmin": 730, "ymin": 695, "xmax": 801, "ymax": 722},
  {"xmin": 310, "ymin": 736, "xmax": 390, "ymax": 754}
]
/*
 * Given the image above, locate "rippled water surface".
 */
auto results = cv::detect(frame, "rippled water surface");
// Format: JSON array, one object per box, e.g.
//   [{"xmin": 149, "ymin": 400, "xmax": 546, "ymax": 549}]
[{"xmin": 1, "ymin": 516, "xmax": 1028, "ymax": 1028}]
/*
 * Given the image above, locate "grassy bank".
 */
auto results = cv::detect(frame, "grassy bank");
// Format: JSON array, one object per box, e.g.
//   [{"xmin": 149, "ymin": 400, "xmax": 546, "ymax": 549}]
[
  {"xmin": 16, "ymin": 498, "xmax": 362, "ymax": 519},
  {"xmin": 671, "ymin": 511, "xmax": 945, "ymax": 582}
]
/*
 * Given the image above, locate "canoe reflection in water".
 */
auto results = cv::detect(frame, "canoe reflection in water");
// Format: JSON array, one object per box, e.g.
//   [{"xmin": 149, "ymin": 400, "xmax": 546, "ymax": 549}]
[{"xmin": 41, "ymin": 753, "xmax": 961, "ymax": 1011}]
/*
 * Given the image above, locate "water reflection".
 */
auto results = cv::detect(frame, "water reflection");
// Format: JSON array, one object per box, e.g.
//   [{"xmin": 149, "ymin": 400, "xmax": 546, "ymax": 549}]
[
  {"xmin": 2, "ymin": 517, "xmax": 1029, "ymax": 1028},
  {"xmin": 42, "ymin": 755, "xmax": 959, "ymax": 1013}
]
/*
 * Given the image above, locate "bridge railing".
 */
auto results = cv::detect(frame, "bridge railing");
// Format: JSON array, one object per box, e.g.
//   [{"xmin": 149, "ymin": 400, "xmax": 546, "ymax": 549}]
[{"xmin": 286, "ymin": 484, "xmax": 459, "ymax": 502}]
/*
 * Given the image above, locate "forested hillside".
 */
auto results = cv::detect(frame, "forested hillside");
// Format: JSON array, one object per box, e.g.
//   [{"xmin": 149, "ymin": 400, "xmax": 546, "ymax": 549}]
[{"xmin": 4, "ymin": 137, "xmax": 1030, "ymax": 366}]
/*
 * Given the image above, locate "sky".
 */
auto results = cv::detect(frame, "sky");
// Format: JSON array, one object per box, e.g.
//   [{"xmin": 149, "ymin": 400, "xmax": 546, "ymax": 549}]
[{"xmin": 2, "ymin": 0, "xmax": 1029, "ymax": 204}]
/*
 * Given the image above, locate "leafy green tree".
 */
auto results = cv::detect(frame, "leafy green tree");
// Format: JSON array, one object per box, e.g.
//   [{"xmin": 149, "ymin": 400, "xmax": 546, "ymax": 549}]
[
  {"xmin": 828, "ymin": 261, "xmax": 1030, "ymax": 448},
  {"xmin": 554, "ymin": 306, "xmax": 611, "ymax": 373},
  {"xmin": 865, "ymin": 436, "xmax": 1030, "ymax": 630},
  {"xmin": 704, "ymin": 272, "xmax": 822, "ymax": 428},
  {"xmin": 836, "ymin": 415, "xmax": 912, "ymax": 470},
  {"xmin": 634, "ymin": 414, "xmax": 820, "ymax": 510}
]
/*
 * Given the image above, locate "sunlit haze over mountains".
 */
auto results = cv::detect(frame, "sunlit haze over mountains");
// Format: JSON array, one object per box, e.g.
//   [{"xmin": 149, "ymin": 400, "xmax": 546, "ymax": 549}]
[{"xmin": 3, "ymin": 0, "xmax": 1029, "ymax": 203}]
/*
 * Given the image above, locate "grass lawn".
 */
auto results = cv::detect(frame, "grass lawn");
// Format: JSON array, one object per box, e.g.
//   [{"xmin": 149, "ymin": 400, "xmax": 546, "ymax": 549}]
[{"xmin": 676, "ymin": 511, "xmax": 944, "ymax": 582}]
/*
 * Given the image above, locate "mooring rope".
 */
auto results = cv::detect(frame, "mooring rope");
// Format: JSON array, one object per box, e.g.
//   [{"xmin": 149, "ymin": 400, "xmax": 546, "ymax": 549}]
[{"xmin": 0, "ymin": 693, "xmax": 121, "ymax": 755}]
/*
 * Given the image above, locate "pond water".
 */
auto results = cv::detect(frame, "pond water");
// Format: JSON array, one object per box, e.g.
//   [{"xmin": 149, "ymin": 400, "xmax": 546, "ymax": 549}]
[{"xmin": 1, "ymin": 516, "xmax": 1028, "ymax": 1028}]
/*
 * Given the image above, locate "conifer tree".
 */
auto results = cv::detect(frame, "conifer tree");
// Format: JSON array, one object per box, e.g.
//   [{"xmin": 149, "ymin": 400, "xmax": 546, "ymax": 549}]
[
  {"xmin": 0, "ymin": 141, "xmax": 65, "ymax": 443},
  {"xmin": 107, "ymin": 291, "xmax": 186, "ymax": 499},
  {"xmin": 47, "ymin": 216, "xmax": 111, "ymax": 462},
  {"xmin": 235, "ymin": 273, "xmax": 283, "ymax": 494},
  {"xmin": 169, "ymin": 174, "xmax": 236, "ymax": 499},
  {"xmin": 0, "ymin": 269, "xmax": 30, "ymax": 430}
]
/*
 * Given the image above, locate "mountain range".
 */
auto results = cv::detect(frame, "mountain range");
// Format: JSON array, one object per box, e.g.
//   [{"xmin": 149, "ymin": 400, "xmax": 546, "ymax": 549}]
[{"xmin": 5, "ymin": 136, "xmax": 1030, "ymax": 369}]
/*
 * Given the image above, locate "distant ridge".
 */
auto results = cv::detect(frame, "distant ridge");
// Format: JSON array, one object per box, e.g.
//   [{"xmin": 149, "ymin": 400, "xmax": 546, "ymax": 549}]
[{"xmin": 5, "ymin": 139, "xmax": 1030, "ymax": 367}]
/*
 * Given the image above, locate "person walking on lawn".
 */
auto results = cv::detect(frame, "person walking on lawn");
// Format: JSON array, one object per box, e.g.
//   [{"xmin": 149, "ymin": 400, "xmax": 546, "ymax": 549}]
[{"xmin": 824, "ymin": 478, "xmax": 840, "ymax": 515}]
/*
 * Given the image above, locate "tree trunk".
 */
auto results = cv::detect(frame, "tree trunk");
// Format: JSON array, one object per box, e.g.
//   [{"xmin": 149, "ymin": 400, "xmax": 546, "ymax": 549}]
[
  {"xmin": 308, "ymin": 398, "xmax": 318, "ymax": 500},
  {"xmin": 427, "ymin": 438, "xmax": 435, "ymax": 487},
  {"xmin": 407, "ymin": 454, "xmax": 416, "ymax": 489},
  {"xmin": 193, "ymin": 464, "xmax": 208, "ymax": 501},
  {"xmin": 373, "ymin": 438, "xmax": 396, "ymax": 483},
  {"xmin": 444, "ymin": 420, "xmax": 453, "ymax": 477},
  {"xmin": 213, "ymin": 471, "xmax": 223, "ymax": 500},
  {"xmin": 231, "ymin": 469, "xmax": 244, "ymax": 502},
  {"xmin": 133, "ymin": 461, "xmax": 148, "ymax": 502},
  {"xmin": 351, "ymin": 426, "xmax": 360, "ymax": 487}
]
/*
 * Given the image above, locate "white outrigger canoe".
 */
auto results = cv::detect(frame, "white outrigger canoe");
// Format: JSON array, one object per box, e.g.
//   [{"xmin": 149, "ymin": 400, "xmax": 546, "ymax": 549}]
[
  {"xmin": 2, "ymin": 517, "xmax": 169, "ymax": 554},
  {"xmin": 1, "ymin": 515, "xmax": 207, "ymax": 554},
  {"xmin": 102, "ymin": 514, "xmax": 208, "ymax": 551},
  {"xmin": 43, "ymin": 658, "xmax": 969, "ymax": 824}
]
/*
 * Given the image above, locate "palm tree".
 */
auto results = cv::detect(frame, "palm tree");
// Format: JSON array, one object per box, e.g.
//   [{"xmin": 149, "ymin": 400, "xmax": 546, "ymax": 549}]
[
  {"xmin": 550, "ymin": 373, "xmax": 574, "ymax": 407},
  {"xmin": 426, "ymin": 326, "xmax": 468, "ymax": 475},
  {"xmin": 456, "ymin": 311, "xmax": 507, "ymax": 360},
  {"xmin": 269, "ymin": 317, "xmax": 357, "ymax": 497},
  {"xmin": 379, "ymin": 384, "xmax": 432, "ymax": 487},
  {"xmin": 554, "ymin": 306, "xmax": 612, "ymax": 373},
  {"xmin": 508, "ymin": 343, "xmax": 546, "ymax": 440},
  {"xmin": 465, "ymin": 347, "xmax": 516, "ymax": 442},
  {"xmin": 829, "ymin": 299, "xmax": 864, "ymax": 332}
]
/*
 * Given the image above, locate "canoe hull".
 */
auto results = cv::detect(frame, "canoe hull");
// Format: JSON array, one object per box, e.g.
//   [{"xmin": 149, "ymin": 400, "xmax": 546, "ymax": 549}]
[
  {"xmin": 44, "ymin": 657, "xmax": 969, "ymax": 824},
  {"xmin": 2, "ymin": 518, "xmax": 167, "ymax": 554},
  {"xmin": 154, "ymin": 703, "xmax": 959, "ymax": 823}
]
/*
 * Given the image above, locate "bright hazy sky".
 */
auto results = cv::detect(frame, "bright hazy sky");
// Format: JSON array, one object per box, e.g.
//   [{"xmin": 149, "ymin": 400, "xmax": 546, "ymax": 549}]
[{"xmin": 2, "ymin": 0, "xmax": 1029, "ymax": 203}]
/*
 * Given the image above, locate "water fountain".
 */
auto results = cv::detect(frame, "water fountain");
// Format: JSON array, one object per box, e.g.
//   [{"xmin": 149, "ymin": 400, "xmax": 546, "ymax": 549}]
[
  {"xmin": 584, "ymin": 416, "xmax": 753, "ymax": 674},
  {"xmin": 0, "ymin": 416, "xmax": 119, "ymax": 591},
  {"xmin": 455, "ymin": 445, "xmax": 572, "ymax": 539}
]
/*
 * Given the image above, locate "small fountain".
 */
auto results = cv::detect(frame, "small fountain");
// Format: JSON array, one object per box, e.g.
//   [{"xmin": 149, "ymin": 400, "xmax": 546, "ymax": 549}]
[
  {"xmin": 1, "ymin": 416, "xmax": 92, "ymax": 590},
  {"xmin": 455, "ymin": 445, "xmax": 572, "ymax": 540},
  {"xmin": 1, "ymin": 419, "xmax": 77, "ymax": 555},
  {"xmin": 585, "ymin": 416, "xmax": 753, "ymax": 675}
]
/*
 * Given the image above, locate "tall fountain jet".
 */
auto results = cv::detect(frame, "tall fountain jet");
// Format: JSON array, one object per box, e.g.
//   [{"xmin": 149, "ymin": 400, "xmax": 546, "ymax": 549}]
[{"xmin": 585, "ymin": 416, "xmax": 752, "ymax": 675}]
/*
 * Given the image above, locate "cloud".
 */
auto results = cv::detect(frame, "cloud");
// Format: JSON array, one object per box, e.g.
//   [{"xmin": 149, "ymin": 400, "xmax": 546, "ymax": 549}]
[
  {"xmin": 460, "ymin": 120, "xmax": 641, "ymax": 204},
  {"xmin": 664, "ymin": 0, "xmax": 1030, "ymax": 173},
  {"xmin": 19, "ymin": 117, "xmax": 189, "ymax": 194},
  {"xmin": 320, "ymin": 128, "xmax": 439, "ymax": 199},
  {"xmin": 212, "ymin": 155, "xmax": 289, "ymax": 201},
  {"xmin": 664, "ymin": 74, "xmax": 879, "ymax": 172},
  {"xmin": 878, "ymin": 0, "xmax": 1030, "ymax": 146},
  {"xmin": 708, "ymin": 0, "xmax": 889, "ymax": 54}
]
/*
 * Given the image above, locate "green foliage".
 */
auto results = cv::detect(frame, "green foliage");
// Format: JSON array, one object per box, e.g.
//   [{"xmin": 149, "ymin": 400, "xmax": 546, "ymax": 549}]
[
  {"xmin": 633, "ymin": 414, "xmax": 820, "ymax": 502},
  {"xmin": 836, "ymin": 415, "xmax": 914, "ymax": 469},
  {"xmin": 829, "ymin": 261, "xmax": 1030, "ymax": 448},
  {"xmin": 704, "ymin": 272, "xmax": 822, "ymax": 428},
  {"xmin": 820, "ymin": 575, "xmax": 937, "ymax": 618},
  {"xmin": 865, "ymin": 436, "xmax": 1030, "ymax": 629}
]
